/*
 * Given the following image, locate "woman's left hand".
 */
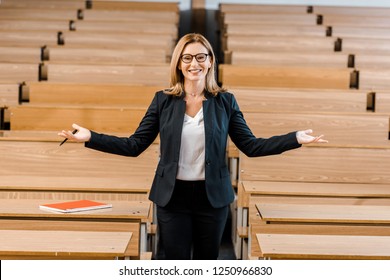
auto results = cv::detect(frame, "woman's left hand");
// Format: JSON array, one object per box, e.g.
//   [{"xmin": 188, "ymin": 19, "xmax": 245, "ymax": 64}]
[{"xmin": 296, "ymin": 129, "xmax": 328, "ymax": 144}]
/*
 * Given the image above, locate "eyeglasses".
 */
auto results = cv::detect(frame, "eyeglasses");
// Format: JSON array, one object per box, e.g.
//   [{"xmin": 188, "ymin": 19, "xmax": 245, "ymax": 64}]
[{"xmin": 180, "ymin": 53, "xmax": 209, "ymax": 64}]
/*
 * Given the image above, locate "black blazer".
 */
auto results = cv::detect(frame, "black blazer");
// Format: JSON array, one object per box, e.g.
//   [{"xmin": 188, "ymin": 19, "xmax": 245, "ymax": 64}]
[{"xmin": 86, "ymin": 91, "xmax": 301, "ymax": 208}]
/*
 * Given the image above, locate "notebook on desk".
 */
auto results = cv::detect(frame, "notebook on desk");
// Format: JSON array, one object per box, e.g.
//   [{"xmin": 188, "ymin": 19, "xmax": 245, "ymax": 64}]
[{"xmin": 39, "ymin": 199, "xmax": 112, "ymax": 213}]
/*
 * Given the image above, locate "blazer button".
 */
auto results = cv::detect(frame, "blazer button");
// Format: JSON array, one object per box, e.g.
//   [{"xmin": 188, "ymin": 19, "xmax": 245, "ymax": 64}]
[{"xmin": 206, "ymin": 160, "xmax": 211, "ymax": 166}]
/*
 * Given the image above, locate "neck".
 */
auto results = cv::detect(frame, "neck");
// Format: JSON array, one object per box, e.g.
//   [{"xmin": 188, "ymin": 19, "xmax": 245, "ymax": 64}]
[{"xmin": 184, "ymin": 80, "xmax": 205, "ymax": 97}]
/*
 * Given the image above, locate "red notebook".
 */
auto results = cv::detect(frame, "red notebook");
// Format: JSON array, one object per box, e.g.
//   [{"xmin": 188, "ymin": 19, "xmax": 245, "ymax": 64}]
[{"xmin": 39, "ymin": 200, "xmax": 112, "ymax": 213}]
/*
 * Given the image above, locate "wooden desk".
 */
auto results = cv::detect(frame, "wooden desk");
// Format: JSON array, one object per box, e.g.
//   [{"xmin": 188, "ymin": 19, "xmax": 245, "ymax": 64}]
[
  {"xmin": 0, "ymin": 199, "xmax": 152, "ymax": 259},
  {"xmin": 256, "ymin": 203, "xmax": 390, "ymax": 225},
  {"xmin": 0, "ymin": 230, "xmax": 132, "ymax": 260},
  {"xmin": 256, "ymin": 233, "xmax": 390, "ymax": 259}
]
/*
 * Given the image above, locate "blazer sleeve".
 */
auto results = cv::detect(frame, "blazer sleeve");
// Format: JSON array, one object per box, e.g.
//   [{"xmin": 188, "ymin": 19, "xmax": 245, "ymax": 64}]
[
  {"xmin": 227, "ymin": 93, "xmax": 301, "ymax": 157},
  {"xmin": 85, "ymin": 92, "xmax": 160, "ymax": 157}
]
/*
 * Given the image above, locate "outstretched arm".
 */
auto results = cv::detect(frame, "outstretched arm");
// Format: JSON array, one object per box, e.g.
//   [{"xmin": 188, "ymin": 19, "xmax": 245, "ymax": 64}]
[{"xmin": 296, "ymin": 129, "xmax": 328, "ymax": 144}]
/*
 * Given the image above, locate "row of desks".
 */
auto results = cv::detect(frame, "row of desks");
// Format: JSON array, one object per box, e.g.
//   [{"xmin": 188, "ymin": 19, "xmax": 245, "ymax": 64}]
[
  {"xmin": 254, "ymin": 203, "xmax": 390, "ymax": 260},
  {"xmin": 0, "ymin": 199, "xmax": 152, "ymax": 259}
]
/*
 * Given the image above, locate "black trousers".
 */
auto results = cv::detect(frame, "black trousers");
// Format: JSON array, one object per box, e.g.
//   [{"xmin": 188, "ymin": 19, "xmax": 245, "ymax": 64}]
[{"xmin": 156, "ymin": 179, "xmax": 229, "ymax": 260}]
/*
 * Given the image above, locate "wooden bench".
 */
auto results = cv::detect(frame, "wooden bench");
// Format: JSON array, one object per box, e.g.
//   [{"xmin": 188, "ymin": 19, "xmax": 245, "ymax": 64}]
[
  {"xmin": 72, "ymin": 21, "xmax": 178, "ymax": 38},
  {"xmin": 27, "ymin": 82, "xmax": 161, "ymax": 106},
  {"xmin": 0, "ymin": 8, "xmax": 79, "ymax": 21},
  {"xmin": 341, "ymin": 37, "xmax": 390, "ymax": 55},
  {"xmin": 0, "ymin": 63, "xmax": 40, "ymax": 83},
  {"xmin": 223, "ymin": 23, "xmax": 327, "ymax": 37},
  {"xmin": 256, "ymin": 233, "xmax": 390, "ymax": 259},
  {"xmin": 358, "ymin": 69, "xmax": 390, "ymax": 91},
  {"xmin": 322, "ymin": 14, "xmax": 390, "ymax": 28},
  {"xmin": 225, "ymin": 51, "xmax": 349, "ymax": 68},
  {"xmin": 59, "ymin": 31, "xmax": 175, "ymax": 53},
  {"xmin": 9, "ymin": 104, "xmax": 149, "ymax": 132},
  {"xmin": 0, "ymin": 198, "xmax": 152, "ymax": 259},
  {"xmin": 235, "ymin": 183, "xmax": 390, "ymax": 259},
  {"xmin": 0, "ymin": 46, "xmax": 43, "ymax": 63},
  {"xmin": 0, "ymin": 30, "xmax": 59, "ymax": 47},
  {"xmin": 223, "ymin": 35, "xmax": 338, "ymax": 53},
  {"xmin": 0, "ymin": 140, "xmax": 158, "ymax": 201},
  {"xmin": 88, "ymin": 0, "xmax": 179, "ymax": 12},
  {"xmin": 0, "ymin": 0, "xmax": 85, "ymax": 10},
  {"xmin": 374, "ymin": 92, "xmax": 390, "ymax": 113},
  {"xmin": 236, "ymin": 112, "xmax": 390, "ymax": 149},
  {"xmin": 332, "ymin": 26, "xmax": 390, "ymax": 40},
  {"xmin": 354, "ymin": 54, "xmax": 390, "ymax": 69},
  {"xmin": 41, "ymin": 62, "xmax": 170, "ymax": 85},
  {"xmin": 220, "ymin": 3, "xmax": 310, "ymax": 14},
  {"xmin": 0, "ymin": 219, "xmax": 138, "ymax": 259},
  {"xmin": 240, "ymin": 146, "xmax": 390, "ymax": 184},
  {"xmin": 222, "ymin": 12, "xmax": 317, "ymax": 25},
  {"xmin": 0, "ymin": 19, "xmax": 71, "ymax": 32},
  {"xmin": 230, "ymin": 87, "xmax": 368, "ymax": 113},
  {"xmin": 0, "ymin": 229, "xmax": 132, "ymax": 260},
  {"xmin": 46, "ymin": 46, "xmax": 169, "ymax": 65},
  {"xmin": 0, "ymin": 83, "xmax": 19, "ymax": 126},
  {"xmin": 82, "ymin": 9, "xmax": 179, "ymax": 24},
  {"xmin": 312, "ymin": 6, "xmax": 390, "ymax": 17},
  {"xmin": 219, "ymin": 64, "xmax": 355, "ymax": 89}
]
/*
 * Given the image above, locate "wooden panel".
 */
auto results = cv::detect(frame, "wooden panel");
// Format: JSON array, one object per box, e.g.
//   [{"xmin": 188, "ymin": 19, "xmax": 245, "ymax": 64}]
[
  {"xmin": 0, "ymin": 220, "xmax": 139, "ymax": 258},
  {"xmin": 224, "ymin": 24, "xmax": 326, "ymax": 37},
  {"xmin": 0, "ymin": 46, "xmax": 41, "ymax": 63},
  {"xmin": 375, "ymin": 92, "xmax": 390, "ymax": 113},
  {"xmin": 0, "ymin": 141, "xmax": 158, "ymax": 194},
  {"xmin": 28, "ymin": 82, "xmax": 160, "ymax": 106},
  {"xmin": 224, "ymin": 35, "xmax": 336, "ymax": 52},
  {"xmin": 223, "ymin": 13, "xmax": 317, "ymax": 25},
  {"xmin": 240, "ymin": 146, "xmax": 390, "ymax": 184},
  {"xmin": 0, "ymin": 230, "xmax": 132, "ymax": 259},
  {"xmin": 10, "ymin": 105, "xmax": 148, "ymax": 132},
  {"xmin": 0, "ymin": 84, "xmax": 19, "ymax": 107},
  {"xmin": 0, "ymin": 63, "xmax": 39, "ymax": 83},
  {"xmin": 45, "ymin": 63, "xmax": 170, "ymax": 85},
  {"xmin": 231, "ymin": 87, "xmax": 367, "ymax": 113},
  {"xmin": 220, "ymin": 4, "xmax": 309, "ymax": 14},
  {"xmin": 0, "ymin": 30, "xmax": 58, "ymax": 47},
  {"xmin": 229, "ymin": 51, "xmax": 348, "ymax": 67},
  {"xmin": 90, "ymin": 1, "xmax": 179, "ymax": 12},
  {"xmin": 242, "ymin": 112, "xmax": 390, "ymax": 147},
  {"xmin": 219, "ymin": 65, "xmax": 352, "ymax": 89},
  {"xmin": 47, "ymin": 47, "xmax": 168, "ymax": 65},
  {"xmin": 256, "ymin": 233, "xmax": 390, "ymax": 259},
  {"xmin": 359, "ymin": 69, "xmax": 390, "ymax": 91},
  {"xmin": 82, "ymin": 9, "xmax": 179, "ymax": 24}
]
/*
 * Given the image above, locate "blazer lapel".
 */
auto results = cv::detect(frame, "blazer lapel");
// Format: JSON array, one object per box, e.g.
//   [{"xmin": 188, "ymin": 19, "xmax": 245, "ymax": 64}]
[{"xmin": 202, "ymin": 93, "xmax": 214, "ymax": 147}]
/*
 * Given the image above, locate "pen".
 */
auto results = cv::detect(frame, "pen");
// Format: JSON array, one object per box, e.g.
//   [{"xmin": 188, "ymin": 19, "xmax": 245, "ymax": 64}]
[{"xmin": 59, "ymin": 129, "xmax": 78, "ymax": 146}]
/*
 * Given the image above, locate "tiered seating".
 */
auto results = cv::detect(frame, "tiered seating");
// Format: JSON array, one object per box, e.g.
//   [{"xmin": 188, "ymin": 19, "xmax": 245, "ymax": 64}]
[
  {"xmin": 0, "ymin": 0, "xmax": 179, "ymax": 260},
  {"xmin": 220, "ymin": 3, "xmax": 390, "ymax": 260}
]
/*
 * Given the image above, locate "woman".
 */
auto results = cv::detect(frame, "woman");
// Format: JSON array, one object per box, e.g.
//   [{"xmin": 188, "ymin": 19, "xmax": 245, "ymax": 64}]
[{"xmin": 59, "ymin": 33, "xmax": 327, "ymax": 260}]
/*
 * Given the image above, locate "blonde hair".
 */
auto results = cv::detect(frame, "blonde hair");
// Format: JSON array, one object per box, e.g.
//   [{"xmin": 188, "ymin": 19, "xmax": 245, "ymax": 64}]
[{"xmin": 164, "ymin": 33, "xmax": 226, "ymax": 97}]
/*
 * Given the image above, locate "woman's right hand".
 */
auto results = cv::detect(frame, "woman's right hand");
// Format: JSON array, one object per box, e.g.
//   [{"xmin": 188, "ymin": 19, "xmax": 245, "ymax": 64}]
[{"xmin": 58, "ymin": 123, "xmax": 91, "ymax": 143}]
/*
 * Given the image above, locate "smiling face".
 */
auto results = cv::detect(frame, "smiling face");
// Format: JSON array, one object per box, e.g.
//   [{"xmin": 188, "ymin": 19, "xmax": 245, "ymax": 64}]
[{"xmin": 179, "ymin": 42, "xmax": 211, "ymax": 83}]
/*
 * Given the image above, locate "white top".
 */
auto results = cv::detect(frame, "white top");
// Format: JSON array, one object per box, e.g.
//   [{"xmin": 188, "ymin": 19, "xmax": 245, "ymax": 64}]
[{"xmin": 176, "ymin": 107, "xmax": 206, "ymax": 181}]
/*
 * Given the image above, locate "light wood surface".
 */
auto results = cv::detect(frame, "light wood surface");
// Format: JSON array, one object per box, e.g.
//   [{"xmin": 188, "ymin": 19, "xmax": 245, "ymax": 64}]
[
  {"xmin": 0, "ymin": 141, "xmax": 158, "ymax": 199},
  {"xmin": 239, "ymin": 181, "xmax": 390, "ymax": 208},
  {"xmin": 240, "ymin": 147, "xmax": 390, "ymax": 184},
  {"xmin": 256, "ymin": 233, "xmax": 390, "ymax": 259},
  {"xmin": 0, "ymin": 199, "xmax": 151, "ymax": 221},
  {"xmin": 28, "ymin": 82, "xmax": 161, "ymax": 105},
  {"xmin": 219, "ymin": 65, "xmax": 352, "ymax": 89},
  {"xmin": 231, "ymin": 87, "xmax": 368, "ymax": 113},
  {"xmin": 256, "ymin": 203, "xmax": 390, "ymax": 225},
  {"xmin": 0, "ymin": 229, "xmax": 132, "ymax": 259}
]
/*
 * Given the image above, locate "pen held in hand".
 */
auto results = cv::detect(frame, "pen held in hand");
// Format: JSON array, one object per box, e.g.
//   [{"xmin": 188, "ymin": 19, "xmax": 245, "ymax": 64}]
[{"xmin": 59, "ymin": 129, "xmax": 78, "ymax": 146}]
